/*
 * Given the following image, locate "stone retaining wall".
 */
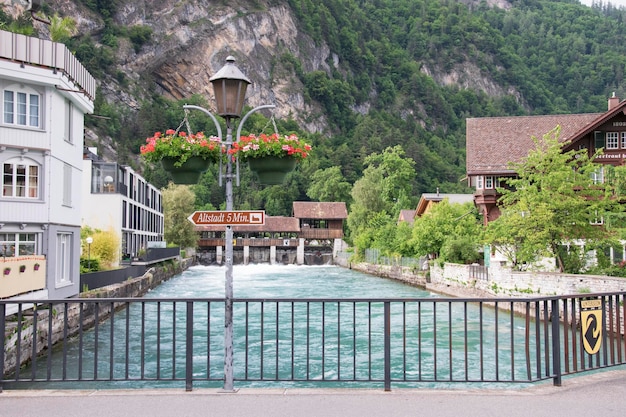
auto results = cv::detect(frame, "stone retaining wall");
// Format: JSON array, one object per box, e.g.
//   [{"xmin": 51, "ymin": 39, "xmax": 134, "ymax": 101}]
[
  {"xmin": 2, "ymin": 259, "xmax": 192, "ymax": 378},
  {"xmin": 338, "ymin": 256, "xmax": 626, "ymax": 298}
]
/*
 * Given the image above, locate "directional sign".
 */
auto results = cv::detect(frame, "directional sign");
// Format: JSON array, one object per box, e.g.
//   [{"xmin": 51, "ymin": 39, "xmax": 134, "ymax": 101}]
[{"xmin": 188, "ymin": 210, "xmax": 265, "ymax": 226}]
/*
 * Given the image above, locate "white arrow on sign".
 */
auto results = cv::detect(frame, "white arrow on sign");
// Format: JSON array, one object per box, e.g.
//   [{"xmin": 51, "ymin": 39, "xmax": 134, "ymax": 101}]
[{"xmin": 250, "ymin": 212, "xmax": 264, "ymax": 224}]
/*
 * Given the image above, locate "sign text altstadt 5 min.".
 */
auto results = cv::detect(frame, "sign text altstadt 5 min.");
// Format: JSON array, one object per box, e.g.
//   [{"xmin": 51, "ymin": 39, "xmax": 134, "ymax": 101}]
[{"xmin": 187, "ymin": 210, "xmax": 265, "ymax": 226}]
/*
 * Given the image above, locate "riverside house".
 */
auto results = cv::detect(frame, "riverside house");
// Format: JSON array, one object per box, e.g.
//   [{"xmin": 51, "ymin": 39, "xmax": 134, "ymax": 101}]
[
  {"xmin": 0, "ymin": 30, "xmax": 95, "ymax": 300},
  {"xmin": 466, "ymin": 94, "xmax": 626, "ymax": 226}
]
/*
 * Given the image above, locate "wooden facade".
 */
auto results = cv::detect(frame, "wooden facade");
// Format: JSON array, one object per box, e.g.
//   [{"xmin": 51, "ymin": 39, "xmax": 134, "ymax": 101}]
[{"xmin": 466, "ymin": 95, "xmax": 626, "ymax": 225}]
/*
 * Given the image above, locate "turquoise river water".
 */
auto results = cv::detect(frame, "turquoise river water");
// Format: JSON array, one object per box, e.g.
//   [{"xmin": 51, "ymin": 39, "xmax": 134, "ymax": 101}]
[{"xmin": 8, "ymin": 264, "xmax": 551, "ymax": 390}]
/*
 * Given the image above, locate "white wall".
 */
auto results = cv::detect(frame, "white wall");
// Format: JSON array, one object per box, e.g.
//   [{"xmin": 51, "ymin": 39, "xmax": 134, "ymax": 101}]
[{"xmin": 1, "ymin": 43, "xmax": 94, "ymax": 299}]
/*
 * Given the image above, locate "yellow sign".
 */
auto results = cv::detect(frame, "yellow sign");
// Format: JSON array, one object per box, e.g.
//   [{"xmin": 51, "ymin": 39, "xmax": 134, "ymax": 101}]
[{"xmin": 580, "ymin": 298, "xmax": 603, "ymax": 355}]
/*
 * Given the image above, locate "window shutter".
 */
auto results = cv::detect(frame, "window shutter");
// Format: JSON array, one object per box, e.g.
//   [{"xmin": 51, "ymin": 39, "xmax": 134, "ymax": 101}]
[{"xmin": 594, "ymin": 131, "xmax": 605, "ymax": 149}]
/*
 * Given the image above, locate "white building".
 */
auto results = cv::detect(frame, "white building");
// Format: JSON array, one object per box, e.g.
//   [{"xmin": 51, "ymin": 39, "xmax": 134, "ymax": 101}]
[
  {"xmin": 82, "ymin": 148, "xmax": 164, "ymax": 263},
  {"xmin": 0, "ymin": 30, "xmax": 95, "ymax": 300}
]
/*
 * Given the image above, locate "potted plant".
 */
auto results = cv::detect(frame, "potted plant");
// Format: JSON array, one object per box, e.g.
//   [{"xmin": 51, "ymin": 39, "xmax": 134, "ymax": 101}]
[
  {"xmin": 3, "ymin": 267, "xmax": 10, "ymax": 275},
  {"xmin": 229, "ymin": 133, "xmax": 312, "ymax": 185},
  {"xmin": 19, "ymin": 265, "xmax": 26, "ymax": 273},
  {"xmin": 34, "ymin": 263, "xmax": 40, "ymax": 271},
  {"xmin": 140, "ymin": 129, "xmax": 224, "ymax": 184}
]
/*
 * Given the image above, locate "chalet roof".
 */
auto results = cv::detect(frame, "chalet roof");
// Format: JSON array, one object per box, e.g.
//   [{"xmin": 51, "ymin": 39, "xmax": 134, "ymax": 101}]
[
  {"xmin": 398, "ymin": 209, "xmax": 415, "ymax": 224},
  {"xmin": 292, "ymin": 202, "xmax": 348, "ymax": 219},
  {"xmin": 195, "ymin": 216, "xmax": 300, "ymax": 232},
  {"xmin": 466, "ymin": 113, "xmax": 601, "ymax": 175},
  {"xmin": 415, "ymin": 193, "xmax": 474, "ymax": 217}
]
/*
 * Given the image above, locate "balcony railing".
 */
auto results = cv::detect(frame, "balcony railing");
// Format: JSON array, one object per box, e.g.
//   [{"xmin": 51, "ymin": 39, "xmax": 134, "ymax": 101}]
[
  {"xmin": 0, "ymin": 30, "xmax": 96, "ymax": 100},
  {"xmin": 0, "ymin": 256, "xmax": 46, "ymax": 299}
]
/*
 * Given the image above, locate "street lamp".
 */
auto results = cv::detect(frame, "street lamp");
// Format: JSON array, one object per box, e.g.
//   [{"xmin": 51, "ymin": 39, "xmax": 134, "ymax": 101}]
[
  {"xmin": 184, "ymin": 56, "xmax": 274, "ymax": 392},
  {"xmin": 86, "ymin": 236, "xmax": 93, "ymax": 270}
]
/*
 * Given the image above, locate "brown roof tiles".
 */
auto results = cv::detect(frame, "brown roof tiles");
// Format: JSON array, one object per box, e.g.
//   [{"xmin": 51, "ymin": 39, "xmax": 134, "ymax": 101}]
[
  {"xmin": 466, "ymin": 113, "xmax": 601, "ymax": 175},
  {"xmin": 292, "ymin": 202, "xmax": 348, "ymax": 219}
]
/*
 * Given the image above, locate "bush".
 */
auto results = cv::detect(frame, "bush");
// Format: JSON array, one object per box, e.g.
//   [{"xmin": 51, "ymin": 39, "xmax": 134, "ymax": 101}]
[
  {"xmin": 440, "ymin": 236, "xmax": 480, "ymax": 264},
  {"xmin": 80, "ymin": 257, "xmax": 101, "ymax": 273},
  {"xmin": 128, "ymin": 25, "xmax": 153, "ymax": 52}
]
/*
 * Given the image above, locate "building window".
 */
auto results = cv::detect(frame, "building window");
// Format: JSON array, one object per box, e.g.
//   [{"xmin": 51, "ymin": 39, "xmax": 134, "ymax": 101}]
[
  {"xmin": 2, "ymin": 158, "xmax": 39, "ymax": 198},
  {"xmin": 590, "ymin": 210, "xmax": 604, "ymax": 225},
  {"xmin": 63, "ymin": 163, "xmax": 72, "ymax": 206},
  {"xmin": 1, "ymin": 233, "xmax": 37, "ymax": 257},
  {"xmin": 621, "ymin": 132, "xmax": 626, "ymax": 149},
  {"xmin": 56, "ymin": 233, "xmax": 72, "ymax": 286},
  {"xmin": 475, "ymin": 175, "xmax": 498, "ymax": 190},
  {"xmin": 606, "ymin": 132, "xmax": 619, "ymax": 149},
  {"xmin": 591, "ymin": 166, "xmax": 604, "ymax": 184},
  {"xmin": 3, "ymin": 88, "xmax": 40, "ymax": 127},
  {"xmin": 64, "ymin": 99, "xmax": 73, "ymax": 143}
]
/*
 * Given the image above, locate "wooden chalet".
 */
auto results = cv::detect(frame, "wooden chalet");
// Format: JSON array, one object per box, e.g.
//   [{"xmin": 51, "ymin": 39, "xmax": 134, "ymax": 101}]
[
  {"xmin": 414, "ymin": 192, "xmax": 474, "ymax": 218},
  {"xmin": 292, "ymin": 201, "xmax": 348, "ymax": 240},
  {"xmin": 397, "ymin": 209, "xmax": 416, "ymax": 225},
  {"xmin": 466, "ymin": 94, "xmax": 626, "ymax": 225}
]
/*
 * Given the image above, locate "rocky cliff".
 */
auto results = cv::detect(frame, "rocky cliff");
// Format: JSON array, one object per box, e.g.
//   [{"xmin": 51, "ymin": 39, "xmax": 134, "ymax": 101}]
[{"xmin": 11, "ymin": 0, "xmax": 335, "ymax": 134}]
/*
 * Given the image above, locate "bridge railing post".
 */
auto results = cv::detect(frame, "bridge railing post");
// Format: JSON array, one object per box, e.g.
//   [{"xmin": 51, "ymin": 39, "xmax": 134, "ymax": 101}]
[
  {"xmin": 384, "ymin": 301, "xmax": 391, "ymax": 391},
  {"xmin": 551, "ymin": 299, "xmax": 562, "ymax": 386},
  {"xmin": 186, "ymin": 301, "xmax": 194, "ymax": 391}
]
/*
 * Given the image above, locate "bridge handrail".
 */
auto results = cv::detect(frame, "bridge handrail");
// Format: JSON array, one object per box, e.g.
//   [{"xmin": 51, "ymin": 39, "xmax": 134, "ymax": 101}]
[{"xmin": 1, "ymin": 292, "xmax": 624, "ymax": 391}]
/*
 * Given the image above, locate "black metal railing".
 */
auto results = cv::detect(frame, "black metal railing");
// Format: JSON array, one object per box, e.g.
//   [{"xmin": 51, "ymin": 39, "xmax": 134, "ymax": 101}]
[
  {"xmin": 1, "ymin": 293, "xmax": 625, "ymax": 391},
  {"xmin": 469, "ymin": 264, "xmax": 489, "ymax": 281}
]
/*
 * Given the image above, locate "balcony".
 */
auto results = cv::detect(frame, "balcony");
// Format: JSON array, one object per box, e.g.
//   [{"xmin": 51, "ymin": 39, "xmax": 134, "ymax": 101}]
[
  {"xmin": 0, "ymin": 30, "xmax": 96, "ymax": 100},
  {"xmin": 0, "ymin": 256, "xmax": 46, "ymax": 299},
  {"xmin": 473, "ymin": 188, "xmax": 499, "ymax": 206}
]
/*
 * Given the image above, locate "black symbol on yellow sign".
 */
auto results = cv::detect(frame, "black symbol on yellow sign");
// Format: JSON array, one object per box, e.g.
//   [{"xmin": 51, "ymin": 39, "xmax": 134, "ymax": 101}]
[{"xmin": 580, "ymin": 298, "xmax": 602, "ymax": 355}]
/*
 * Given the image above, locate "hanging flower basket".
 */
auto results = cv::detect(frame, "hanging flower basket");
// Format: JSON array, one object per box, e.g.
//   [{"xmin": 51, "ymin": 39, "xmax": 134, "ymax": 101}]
[
  {"xmin": 3, "ymin": 267, "xmax": 10, "ymax": 276},
  {"xmin": 161, "ymin": 156, "xmax": 212, "ymax": 184},
  {"xmin": 230, "ymin": 133, "xmax": 312, "ymax": 185},
  {"xmin": 140, "ymin": 129, "xmax": 223, "ymax": 184},
  {"xmin": 34, "ymin": 263, "xmax": 40, "ymax": 271},
  {"xmin": 247, "ymin": 156, "xmax": 297, "ymax": 185},
  {"xmin": 19, "ymin": 265, "xmax": 26, "ymax": 273}
]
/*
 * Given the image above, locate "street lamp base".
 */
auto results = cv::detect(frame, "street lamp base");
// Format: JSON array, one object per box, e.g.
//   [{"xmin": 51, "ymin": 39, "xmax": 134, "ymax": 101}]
[{"xmin": 218, "ymin": 388, "xmax": 240, "ymax": 393}]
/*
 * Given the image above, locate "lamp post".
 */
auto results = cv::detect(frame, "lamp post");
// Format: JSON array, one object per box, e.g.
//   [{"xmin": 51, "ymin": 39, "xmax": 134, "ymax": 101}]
[
  {"xmin": 86, "ymin": 236, "xmax": 93, "ymax": 271},
  {"xmin": 184, "ymin": 56, "xmax": 274, "ymax": 392}
]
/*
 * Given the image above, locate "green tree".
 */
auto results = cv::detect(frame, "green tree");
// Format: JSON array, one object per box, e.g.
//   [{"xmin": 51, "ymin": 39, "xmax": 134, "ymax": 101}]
[
  {"xmin": 347, "ymin": 146, "xmax": 416, "ymax": 248},
  {"xmin": 410, "ymin": 200, "xmax": 481, "ymax": 259},
  {"xmin": 362, "ymin": 145, "xmax": 417, "ymax": 217},
  {"xmin": 307, "ymin": 166, "xmax": 352, "ymax": 203},
  {"xmin": 485, "ymin": 127, "xmax": 623, "ymax": 272},
  {"xmin": 80, "ymin": 226, "xmax": 119, "ymax": 270},
  {"xmin": 162, "ymin": 183, "xmax": 197, "ymax": 249},
  {"xmin": 347, "ymin": 164, "xmax": 385, "ymax": 241},
  {"xmin": 49, "ymin": 13, "xmax": 77, "ymax": 43}
]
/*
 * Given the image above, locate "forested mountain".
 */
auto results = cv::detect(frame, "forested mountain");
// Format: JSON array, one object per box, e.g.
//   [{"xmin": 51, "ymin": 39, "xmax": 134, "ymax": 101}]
[{"xmin": 2, "ymin": 0, "xmax": 626, "ymax": 218}]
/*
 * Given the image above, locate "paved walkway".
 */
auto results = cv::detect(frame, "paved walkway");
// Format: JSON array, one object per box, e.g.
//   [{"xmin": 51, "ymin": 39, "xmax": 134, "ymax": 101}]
[{"xmin": 2, "ymin": 368, "xmax": 625, "ymax": 417}]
